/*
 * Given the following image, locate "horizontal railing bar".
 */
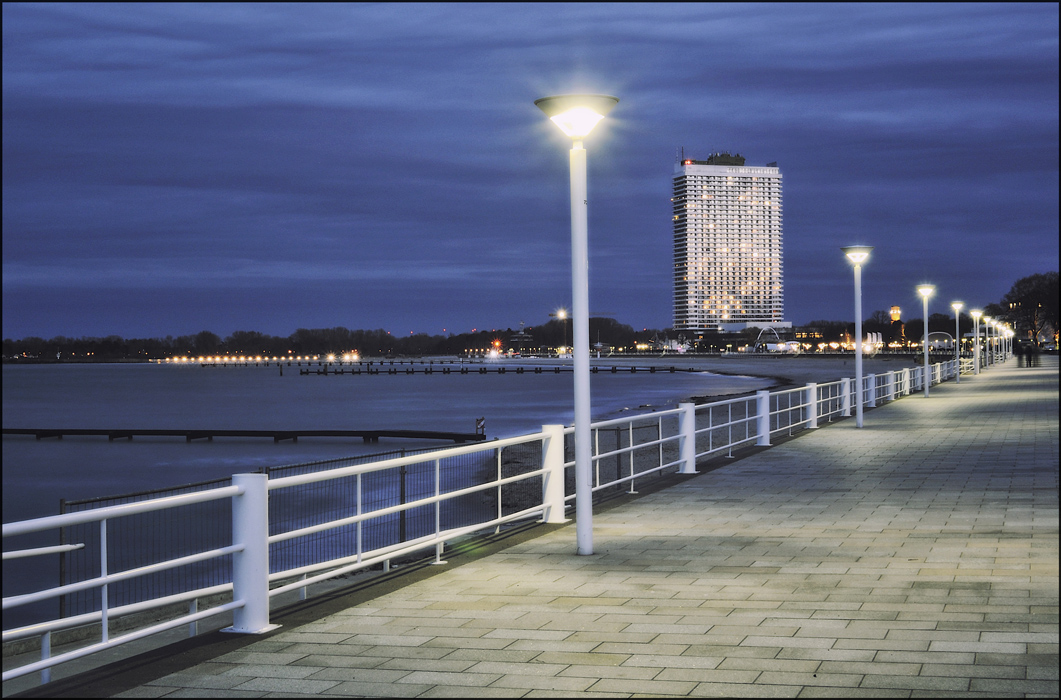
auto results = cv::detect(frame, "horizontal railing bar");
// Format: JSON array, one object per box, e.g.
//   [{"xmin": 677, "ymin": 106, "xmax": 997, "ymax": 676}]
[
  {"xmin": 267, "ymin": 433, "xmax": 546, "ymax": 490},
  {"xmin": 696, "ymin": 434, "xmax": 758, "ymax": 459},
  {"xmin": 3, "ymin": 545, "xmax": 243, "ymax": 609},
  {"xmin": 268, "ymin": 504, "xmax": 547, "ymax": 593},
  {"xmin": 1, "ymin": 600, "xmax": 244, "ymax": 682},
  {"xmin": 592, "ymin": 434, "xmax": 680, "ymax": 463},
  {"xmin": 695, "ymin": 415, "xmax": 756, "ymax": 433},
  {"xmin": 3, "ymin": 543, "xmax": 85, "ymax": 560},
  {"xmin": 2, "ymin": 583, "xmax": 234, "ymax": 643},
  {"xmin": 2, "ymin": 486, "xmax": 242, "ymax": 538},
  {"xmin": 591, "ymin": 459, "xmax": 684, "ymax": 492},
  {"xmin": 269, "ymin": 467, "xmax": 547, "ymax": 544},
  {"xmin": 590, "ymin": 408, "xmax": 683, "ymax": 429}
]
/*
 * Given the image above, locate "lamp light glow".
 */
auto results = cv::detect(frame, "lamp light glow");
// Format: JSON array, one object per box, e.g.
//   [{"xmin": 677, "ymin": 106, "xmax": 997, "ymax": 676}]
[
  {"xmin": 918, "ymin": 284, "xmax": 936, "ymax": 298},
  {"xmin": 535, "ymin": 95, "xmax": 619, "ymax": 139},
  {"xmin": 841, "ymin": 245, "xmax": 873, "ymax": 265}
]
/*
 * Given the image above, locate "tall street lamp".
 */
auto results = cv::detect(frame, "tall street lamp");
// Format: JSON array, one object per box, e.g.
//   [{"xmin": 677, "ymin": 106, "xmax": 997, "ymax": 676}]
[
  {"xmin": 970, "ymin": 309, "xmax": 982, "ymax": 374},
  {"xmin": 536, "ymin": 93, "xmax": 619, "ymax": 556},
  {"xmin": 918, "ymin": 285, "xmax": 935, "ymax": 397},
  {"xmin": 842, "ymin": 246, "xmax": 873, "ymax": 427},
  {"xmin": 982, "ymin": 316, "xmax": 993, "ymax": 366},
  {"xmin": 951, "ymin": 302, "xmax": 963, "ymax": 384}
]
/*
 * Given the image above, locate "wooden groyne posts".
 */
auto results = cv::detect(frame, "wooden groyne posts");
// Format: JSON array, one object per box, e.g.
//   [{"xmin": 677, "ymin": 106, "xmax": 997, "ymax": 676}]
[{"xmin": 1, "ymin": 428, "xmax": 486, "ymax": 444}]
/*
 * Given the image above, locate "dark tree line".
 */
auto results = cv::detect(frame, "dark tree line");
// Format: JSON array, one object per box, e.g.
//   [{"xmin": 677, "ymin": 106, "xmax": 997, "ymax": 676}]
[{"xmin": 3, "ymin": 319, "xmax": 667, "ymax": 362}]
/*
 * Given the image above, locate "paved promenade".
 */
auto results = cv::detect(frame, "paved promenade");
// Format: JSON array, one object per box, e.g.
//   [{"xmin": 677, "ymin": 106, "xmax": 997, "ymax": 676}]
[{"xmin": 20, "ymin": 358, "xmax": 1061, "ymax": 697}]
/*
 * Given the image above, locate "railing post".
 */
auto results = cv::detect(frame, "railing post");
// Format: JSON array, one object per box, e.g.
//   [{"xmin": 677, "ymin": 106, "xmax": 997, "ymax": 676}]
[
  {"xmin": 867, "ymin": 374, "xmax": 876, "ymax": 408},
  {"xmin": 901, "ymin": 368, "xmax": 910, "ymax": 396},
  {"xmin": 541, "ymin": 425, "xmax": 568, "ymax": 523},
  {"xmin": 678, "ymin": 403, "xmax": 698, "ymax": 473},
  {"xmin": 224, "ymin": 473, "xmax": 279, "ymax": 634},
  {"xmin": 841, "ymin": 378, "xmax": 851, "ymax": 417},
  {"xmin": 806, "ymin": 384, "xmax": 818, "ymax": 429},
  {"xmin": 756, "ymin": 390, "xmax": 771, "ymax": 446}
]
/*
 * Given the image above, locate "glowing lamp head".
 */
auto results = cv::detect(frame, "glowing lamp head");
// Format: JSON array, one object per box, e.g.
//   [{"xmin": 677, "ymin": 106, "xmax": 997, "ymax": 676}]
[
  {"xmin": 951, "ymin": 302, "xmax": 963, "ymax": 312},
  {"xmin": 970, "ymin": 309, "xmax": 982, "ymax": 320},
  {"xmin": 841, "ymin": 245, "xmax": 873, "ymax": 265},
  {"xmin": 535, "ymin": 94, "xmax": 619, "ymax": 139},
  {"xmin": 917, "ymin": 284, "xmax": 936, "ymax": 298}
]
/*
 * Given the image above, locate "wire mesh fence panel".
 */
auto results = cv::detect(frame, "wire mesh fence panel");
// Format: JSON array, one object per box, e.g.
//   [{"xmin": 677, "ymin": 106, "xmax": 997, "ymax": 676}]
[
  {"xmin": 59, "ymin": 478, "xmax": 231, "ymax": 622},
  {"xmin": 498, "ymin": 441, "xmax": 543, "ymax": 517}
]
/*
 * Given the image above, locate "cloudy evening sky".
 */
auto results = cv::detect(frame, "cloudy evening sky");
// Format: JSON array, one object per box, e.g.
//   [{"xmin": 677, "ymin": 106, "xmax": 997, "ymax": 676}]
[{"xmin": 3, "ymin": 3, "xmax": 1058, "ymax": 340}]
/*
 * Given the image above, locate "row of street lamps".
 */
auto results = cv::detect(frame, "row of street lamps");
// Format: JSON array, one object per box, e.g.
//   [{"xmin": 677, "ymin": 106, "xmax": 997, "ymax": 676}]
[
  {"xmin": 536, "ymin": 93, "xmax": 1015, "ymax": 555},
  {"xmin": 842, "ymin": 247, "xmax": 1014, "ymax": 418}
]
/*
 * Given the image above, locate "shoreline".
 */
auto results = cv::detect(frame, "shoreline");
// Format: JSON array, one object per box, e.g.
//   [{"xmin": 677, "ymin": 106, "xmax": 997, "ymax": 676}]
[{"xmin": 590, "ymin": 354, "xmax": 928, "ymax": 405}]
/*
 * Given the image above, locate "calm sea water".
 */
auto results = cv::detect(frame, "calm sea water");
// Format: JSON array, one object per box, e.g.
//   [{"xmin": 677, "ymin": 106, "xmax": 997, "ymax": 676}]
[{"xmin": 3, "ymin": 361, "xmax": 770, "ymax": 523}]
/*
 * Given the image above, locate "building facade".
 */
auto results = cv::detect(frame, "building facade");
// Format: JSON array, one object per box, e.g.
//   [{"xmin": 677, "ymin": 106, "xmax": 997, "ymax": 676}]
[{"xmin": 673, "ymin": 154, "xmax": 787, "ymax": 334}]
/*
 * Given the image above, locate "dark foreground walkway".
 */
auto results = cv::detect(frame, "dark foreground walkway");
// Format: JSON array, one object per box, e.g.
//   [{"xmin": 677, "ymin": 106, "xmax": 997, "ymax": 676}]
[{"xmin": 16, "ymin": 358, "xmax": 1061, "ymax": 697}]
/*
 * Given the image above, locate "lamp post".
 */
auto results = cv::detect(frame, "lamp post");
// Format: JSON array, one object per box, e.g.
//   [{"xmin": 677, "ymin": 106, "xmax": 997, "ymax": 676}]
[
  {"xmin": 841, "ymin": 246, "xmax": 873, "ymax": 427},
  {"xmin": 951, "ymin": 302, "xmax": 963, "ymax": 384},
  {"xmin": 536, "ymin": 93, "xmax": 619, "ymax": 556},
  {"xmin": 982, "ymin": 316, "xmax": 993, "ymax": 366},
  {"xmin": 970, "ymin": 309, "xmax": 982, "ymax": 374},
  {"xmin": 550, "ymin": 308, "xmax": 568, "ymax": 356},
  {"xmin": 918, "ymin": 285, "xmax": 935, "ymax": 397}
]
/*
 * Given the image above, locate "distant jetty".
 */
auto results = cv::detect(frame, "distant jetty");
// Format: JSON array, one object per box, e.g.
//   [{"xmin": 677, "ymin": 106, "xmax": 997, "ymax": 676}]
[
  {"xmin": 296, "ymin": 365, "xmax": 701, "ymax": 376},
  {"xmin": 1, "ymin": 428, "xmax": 486, "ymax": 444}
]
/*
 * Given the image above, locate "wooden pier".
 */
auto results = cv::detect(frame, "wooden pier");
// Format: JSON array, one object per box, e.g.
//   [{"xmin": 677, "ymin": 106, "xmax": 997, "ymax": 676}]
[
  {"xmin": 1, "ymin": 428, "xmax": 486, "ymax": 444},
  {"xmin": 297, "ymin": 365, "xmax": 698, "ymax": 376}
]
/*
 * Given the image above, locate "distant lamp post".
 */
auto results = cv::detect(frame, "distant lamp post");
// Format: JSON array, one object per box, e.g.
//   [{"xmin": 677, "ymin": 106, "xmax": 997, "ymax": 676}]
[
  {"xmin": 918, "ymin": 285, "xmax": 935, "ymax": 397},
  {"xmin": 841, "ymin": 246, "xmax": 873, "ymax": 427},
  {"xmin": 550, "ymin": 308, "xmax": 569, "ymax": 355},
  {"xmin": 951, "ymin": 302, "xmax": 963, "ymax": 383},
  {"xmin": 982, "ymin": 316, "xmax": 993, "ymax": 367},
  {"xmin": 536, "ymin": 93, "xmax": 619, "ymax": 556},
  {"xmin": 970, "ymin": 309, "xmax": 982, "ymax": 374}
]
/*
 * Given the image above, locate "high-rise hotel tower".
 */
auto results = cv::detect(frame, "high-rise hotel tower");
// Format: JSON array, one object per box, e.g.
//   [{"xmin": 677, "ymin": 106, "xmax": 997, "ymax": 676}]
[{"xmin": 673, "ymin": 153, "xmax": 788, "ymax": 334}]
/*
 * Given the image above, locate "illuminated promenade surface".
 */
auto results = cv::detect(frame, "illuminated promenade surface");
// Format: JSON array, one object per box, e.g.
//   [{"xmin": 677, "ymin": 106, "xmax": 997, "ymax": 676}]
[{"xmin": 15, "ymin": 358, "xmax": 1059, "ymax": 698}]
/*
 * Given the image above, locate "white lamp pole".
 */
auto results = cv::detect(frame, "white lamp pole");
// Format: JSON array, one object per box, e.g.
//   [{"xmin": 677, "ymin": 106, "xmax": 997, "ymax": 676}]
[
  {"xmin": 918, "ymin": 285, "xmax": 935, "ymax": 397},
  {"xmin": 951, "ymin": 302, "xmax": 963, "ymax": 384},
  {"xmin": 970, "ymin": 310, "xmax": 982, "ymax": 374},
  {"xmin": 983, "ymin": 316, "xmax": 993, "ymax": 366},
  {"xmin": 842, "ymin": 246, "xmax": 872, "ymax": 427},
  {"xmin": 536, "ymin": 93, "xmax": 618, "ymax": 556}
]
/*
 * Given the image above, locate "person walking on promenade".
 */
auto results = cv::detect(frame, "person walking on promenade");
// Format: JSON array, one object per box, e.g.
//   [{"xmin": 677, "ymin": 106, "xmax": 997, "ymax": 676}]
[
  {"xmin": 1028, "ymin": 343, "xmax": 1040, "ymax": 367},
  {"xmin": 1015, "ymin": 341, "xmax": 1025, "ymax": 367}
]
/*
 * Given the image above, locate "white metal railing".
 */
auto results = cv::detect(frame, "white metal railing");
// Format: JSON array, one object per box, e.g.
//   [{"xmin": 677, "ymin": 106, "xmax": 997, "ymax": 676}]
[{"xmin": 3, "ymin": 357, "xmax": 973, "ymax": 684}]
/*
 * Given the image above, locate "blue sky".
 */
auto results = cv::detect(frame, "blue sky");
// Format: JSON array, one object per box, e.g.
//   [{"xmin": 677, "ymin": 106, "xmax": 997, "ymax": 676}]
[{"xmin": 3, "ymin": 3, "xmax": 1057, "ymax": 339}]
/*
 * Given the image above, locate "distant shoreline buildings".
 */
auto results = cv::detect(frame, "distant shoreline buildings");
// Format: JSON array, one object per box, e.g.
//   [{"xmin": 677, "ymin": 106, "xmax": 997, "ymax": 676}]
[{"xmin": 672, "ymin": 153, "xmax": 790, "ymax": 337}]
